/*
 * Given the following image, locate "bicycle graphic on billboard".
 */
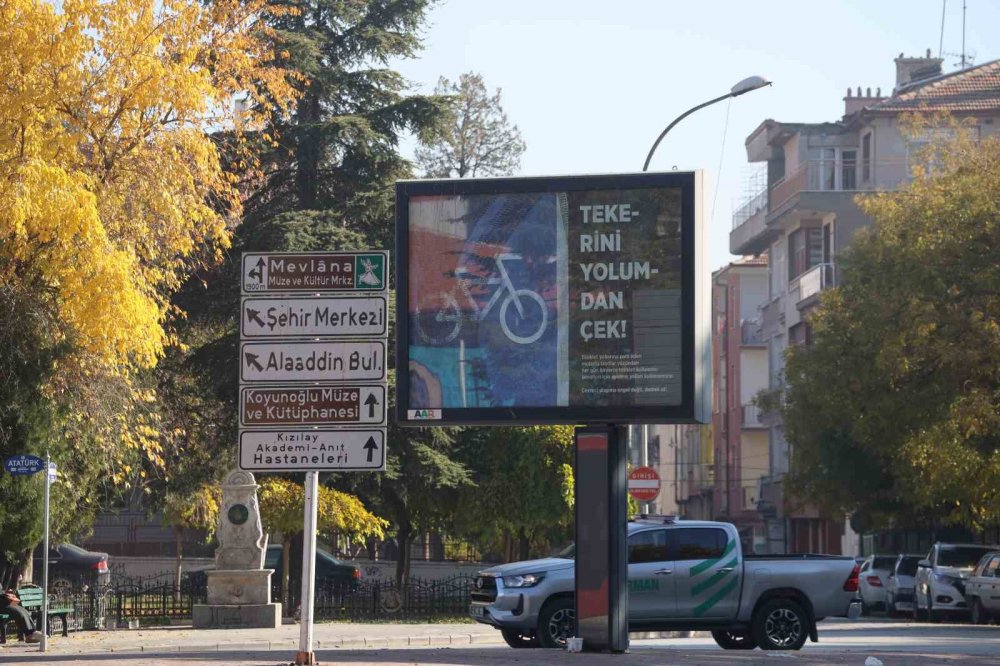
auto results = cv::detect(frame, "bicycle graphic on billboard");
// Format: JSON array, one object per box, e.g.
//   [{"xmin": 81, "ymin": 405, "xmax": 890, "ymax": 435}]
[{"xmin": 414, "ymin": 253, "xmax": 549, "ymax": 346}]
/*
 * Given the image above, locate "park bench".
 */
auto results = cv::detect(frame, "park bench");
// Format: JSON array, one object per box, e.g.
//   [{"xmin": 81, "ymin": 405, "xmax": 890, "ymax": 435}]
[{"xmin": 0, "ymin": 585, "xmax": 73, "ymax": 644}]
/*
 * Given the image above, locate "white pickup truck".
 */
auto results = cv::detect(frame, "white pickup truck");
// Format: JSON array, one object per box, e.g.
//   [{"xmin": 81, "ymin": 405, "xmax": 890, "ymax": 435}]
[{"xmin": 470, "ymin": 517, "xmax": 861, "ymax": 651}]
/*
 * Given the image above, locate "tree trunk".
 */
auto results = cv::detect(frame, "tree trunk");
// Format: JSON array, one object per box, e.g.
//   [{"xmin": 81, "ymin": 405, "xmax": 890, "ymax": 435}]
[
  {"xmin": 294, "ymin": 91, "xmax": 321, "ymax": 209},
  {"xmin": 518, "ymin": 529, "xmax": 530, "ymax": 561},
  {"xmin": 19, "ymin": 548, "xmax": 33, "ymax": 586},
  {"xmin": 174, "ymin": 527, "xmax": 184, "ymax": 602},
  {"xmin": 395, "ymin": 521, "xmax": 412, "ymax": 588}
]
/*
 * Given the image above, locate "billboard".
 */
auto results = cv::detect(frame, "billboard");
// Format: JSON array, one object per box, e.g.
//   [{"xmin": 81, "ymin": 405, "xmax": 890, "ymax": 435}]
[{"xmin": 395, "ymin": 172, "xmax": 709, "ymax": 425}]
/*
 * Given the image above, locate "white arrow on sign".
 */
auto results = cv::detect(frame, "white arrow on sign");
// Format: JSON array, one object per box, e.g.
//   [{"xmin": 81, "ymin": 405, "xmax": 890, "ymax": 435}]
[
  {"xmin": 240, "ymin": 340, "xmax": 386, "ymax": 383},
  {"xmin": 239, "ymin": 384, "xmax": 386, "ymax": 427},
  {"xmin": 239, "ymin": 429, "xmax": 386, "ymax": 472},
  {"xmin": 241, "ymin": 295, "xmax": 387, "ymax": 339}
]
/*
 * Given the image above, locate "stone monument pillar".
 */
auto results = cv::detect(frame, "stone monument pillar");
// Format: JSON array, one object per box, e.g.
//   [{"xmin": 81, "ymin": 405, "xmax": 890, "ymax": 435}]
[{"xmin": 193, "ymin": 469, "xmax": 281, "ymax": 628}]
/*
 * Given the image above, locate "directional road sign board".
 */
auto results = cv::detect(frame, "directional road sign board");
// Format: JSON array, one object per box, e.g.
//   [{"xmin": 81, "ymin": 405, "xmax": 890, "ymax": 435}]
[
  {"xmin": 240, "ymin": 340, "xmax": 386, "ymax": 383},
  {"xmin": 240, "ymin": 384, "xmax": 386, "ymax": 427},
  {"xmin": 4, "ymin": 454, "xmax": 46, "ymax": 475},
  {"xmin": 241, "ymin": 295, "xmax": 387, "ymax": 339},
  {"xmin": 242, "ymin": 251, "xmax": 388, "ymax": 294},
  {"xmin": 239, "ymin": 429, "xmax": 386, "ymax": 472}
]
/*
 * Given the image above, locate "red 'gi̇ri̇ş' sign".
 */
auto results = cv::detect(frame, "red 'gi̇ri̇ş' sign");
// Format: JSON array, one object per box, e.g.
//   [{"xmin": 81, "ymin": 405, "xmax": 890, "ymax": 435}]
[{"xmin": 627, "ymin": 466, "xmax": 661, "ymax": 502}]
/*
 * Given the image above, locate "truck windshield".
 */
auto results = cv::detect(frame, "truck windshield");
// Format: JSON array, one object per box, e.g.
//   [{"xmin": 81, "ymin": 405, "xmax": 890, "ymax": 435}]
[
  {"xmin": 551, "ymin": 543, "xmax": 575, "ymax": 559},
  {"xmin": 939, "ymin": 546, "xmax": 993, "ymax": 568}
]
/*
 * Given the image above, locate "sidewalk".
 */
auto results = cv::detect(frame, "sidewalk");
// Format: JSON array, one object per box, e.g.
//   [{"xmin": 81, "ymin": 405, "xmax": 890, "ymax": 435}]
[{"xmin": 1, "ymin": 620, "xmax": 502, "ymax": 657}]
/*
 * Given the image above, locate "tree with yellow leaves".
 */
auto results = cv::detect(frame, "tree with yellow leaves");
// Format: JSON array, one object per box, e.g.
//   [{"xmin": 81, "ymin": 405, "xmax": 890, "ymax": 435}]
[
  {"xmin": 258, "ymin": 477, "xmax": 388, "ymax": 607},
  {"xmin": 0, "ymin": 0, "xmax": 296, "ymax": 584}
]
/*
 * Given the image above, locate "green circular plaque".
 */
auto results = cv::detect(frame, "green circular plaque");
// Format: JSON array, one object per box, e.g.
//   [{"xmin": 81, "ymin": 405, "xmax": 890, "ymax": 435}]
[{"xmin": 228, "ymin": 503, "xmax": 249, "ymax": 525}]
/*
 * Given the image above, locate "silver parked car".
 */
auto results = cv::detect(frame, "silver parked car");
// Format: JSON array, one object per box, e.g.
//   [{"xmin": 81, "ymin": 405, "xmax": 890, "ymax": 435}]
[
  {"xmin": 963, "ymin": 551, "xmax": 1000, "ymax": 625},
  {"xmin": 885, "ymin": 554, "xmax": 922, "ymax": 617},
  {"xmin": 858, "ymin": 555, "xmax": 896, "ymax": 615}
]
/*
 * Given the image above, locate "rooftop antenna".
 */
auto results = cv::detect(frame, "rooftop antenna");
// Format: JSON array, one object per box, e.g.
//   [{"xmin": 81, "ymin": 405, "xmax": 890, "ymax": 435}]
[
  {"xmin": 938, "ymin": 0, "xmax": 946, "ymax": 58},
  {"xmin": 961, "ymin": 0, "xmax": 968, "ymax": 68},
  {"xmin": 942, "ymin": 0, "xmax": 975, "ymax": 70}
]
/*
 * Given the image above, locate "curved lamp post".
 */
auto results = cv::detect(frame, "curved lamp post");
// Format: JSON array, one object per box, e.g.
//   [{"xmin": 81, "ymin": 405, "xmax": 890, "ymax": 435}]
[{"xmin": 642, "ymin": 75, "xmax": 772, "ymax": 172}]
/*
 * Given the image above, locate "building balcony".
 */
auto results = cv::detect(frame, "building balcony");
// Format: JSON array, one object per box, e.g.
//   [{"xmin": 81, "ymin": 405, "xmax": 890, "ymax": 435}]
[
  {"xmin": 730, "ymin": 158, "xmax": 910, "ymax": 255},
  {"xmin": 730, "ymin": 187, "xmax": 772, "ymax": 255},
  {"xmin": 796, "ymin": 262, "xmax": 836, "ymax": 308},
  {"xmin": 742, "ymin": 403, "xmax": 765, "ymax": 429}
]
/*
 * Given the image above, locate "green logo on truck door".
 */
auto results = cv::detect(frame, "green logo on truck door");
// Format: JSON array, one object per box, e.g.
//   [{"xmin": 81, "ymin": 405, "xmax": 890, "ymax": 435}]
[
  {"xmin": 689, "ymin": 539, "xmax": 738, "ymax": 616},
  {"xmin": 628, "ymin": 579, "xmax": 660, "ymax": 594}
]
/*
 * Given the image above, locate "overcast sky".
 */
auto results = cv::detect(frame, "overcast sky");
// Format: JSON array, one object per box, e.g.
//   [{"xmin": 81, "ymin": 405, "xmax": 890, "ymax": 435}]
[{"xmin": 394, "ymin": 0, "xmax": 999, "ymax": 272}]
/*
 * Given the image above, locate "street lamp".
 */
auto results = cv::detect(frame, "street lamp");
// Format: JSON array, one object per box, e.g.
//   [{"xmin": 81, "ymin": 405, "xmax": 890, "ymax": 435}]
[{"xmin": 642, "ymin": 75, "xmax": 772, "ymax": 172}]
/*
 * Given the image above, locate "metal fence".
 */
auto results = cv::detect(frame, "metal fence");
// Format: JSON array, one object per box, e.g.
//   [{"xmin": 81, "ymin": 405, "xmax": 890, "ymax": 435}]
[
  {"xmin": 280, "ymin": 575, "xmax": 473, "ymax": 620},
  {"xmin": 36, "ymin": 573, "xmax": 474, "ymax": 630}
]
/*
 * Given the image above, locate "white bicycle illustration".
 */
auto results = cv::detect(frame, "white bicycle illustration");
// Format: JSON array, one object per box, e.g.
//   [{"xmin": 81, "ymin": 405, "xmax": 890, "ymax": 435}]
[{"xmin": 414, "ymin": 253, "xmax": 549, "ymax": 345}]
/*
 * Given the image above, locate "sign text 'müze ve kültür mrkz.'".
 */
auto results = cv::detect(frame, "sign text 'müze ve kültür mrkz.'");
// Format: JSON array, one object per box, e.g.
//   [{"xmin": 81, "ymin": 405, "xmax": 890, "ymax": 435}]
[{"xmin": 241, "ymin": 252, "xmax": 387, "ymax": 294}]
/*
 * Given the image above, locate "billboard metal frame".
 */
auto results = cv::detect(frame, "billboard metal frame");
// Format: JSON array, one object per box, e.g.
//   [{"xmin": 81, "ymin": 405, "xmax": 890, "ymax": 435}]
[{"xmin": 395, "ymin": 171, "xmax": 708, "ymax": 426}]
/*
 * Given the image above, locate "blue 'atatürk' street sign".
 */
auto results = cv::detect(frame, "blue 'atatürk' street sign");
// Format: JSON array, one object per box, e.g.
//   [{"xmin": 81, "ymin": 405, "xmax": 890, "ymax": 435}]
[{"xmin": 4, "ymin": 454, "xmax": 46, "ymax": 475}]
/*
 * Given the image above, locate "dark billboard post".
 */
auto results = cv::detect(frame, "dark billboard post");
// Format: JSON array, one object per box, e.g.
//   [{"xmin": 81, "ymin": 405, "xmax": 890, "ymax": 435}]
[
  {"xmin": 394, "ymin": 171, "xmax": 708, "ymax": 426},
  {"xmin": 574, "ymin": 426, "xmax": 628, "ymax": 652}
]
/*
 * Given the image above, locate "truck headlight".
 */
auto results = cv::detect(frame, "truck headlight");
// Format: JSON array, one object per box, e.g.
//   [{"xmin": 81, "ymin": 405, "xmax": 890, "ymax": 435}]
[{"xmin": 503, "ymin": 573, "xmax": 545, "ymax": 588}]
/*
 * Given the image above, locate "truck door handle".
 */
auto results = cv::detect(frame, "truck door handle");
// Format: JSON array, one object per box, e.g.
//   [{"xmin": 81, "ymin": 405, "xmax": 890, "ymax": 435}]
[
  {"xmin": 719, "ymin": 567, "xmax": 736, "ymax": 573},
  {"xmin": 653, "ymin": 568, "xmax": 673, "ymax": 575}
]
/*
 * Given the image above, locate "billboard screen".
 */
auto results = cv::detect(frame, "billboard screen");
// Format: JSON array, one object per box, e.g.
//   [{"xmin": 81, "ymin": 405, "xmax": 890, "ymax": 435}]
[{"xmin": 395, "ymin": 172, "xmax": 708, "ymax": 425}]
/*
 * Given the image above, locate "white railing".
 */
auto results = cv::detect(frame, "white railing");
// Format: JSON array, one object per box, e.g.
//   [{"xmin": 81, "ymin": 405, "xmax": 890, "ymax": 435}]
[{"xmin": 797, "ymin": 262, "xmax": 836, "ymax": 302}]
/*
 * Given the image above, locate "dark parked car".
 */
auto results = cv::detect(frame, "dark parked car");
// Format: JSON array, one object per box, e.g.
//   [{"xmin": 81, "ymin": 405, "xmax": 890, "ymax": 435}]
[
  {"xmin": 32, "ymin": 543, "xmax": 110, "ymax": 591},
  {"xmin": 265, "ymin": 544, "xmax": 361, "ymax": 593},
  {"xmin": 185, "ymin": 544, "xmax": 360, "ymax": 593}
]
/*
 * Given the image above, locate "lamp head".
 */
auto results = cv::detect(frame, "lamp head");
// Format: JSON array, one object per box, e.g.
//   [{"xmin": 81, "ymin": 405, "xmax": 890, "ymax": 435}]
[{"xmin": 730, "ymin": 76, "xmax": 772, "ymax": 97}]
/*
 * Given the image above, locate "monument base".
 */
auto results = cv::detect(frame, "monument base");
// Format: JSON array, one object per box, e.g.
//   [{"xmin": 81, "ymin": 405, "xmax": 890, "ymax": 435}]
[{"xmin": 193, "ymin": 602, "xmax": 281, "ymax": 629}]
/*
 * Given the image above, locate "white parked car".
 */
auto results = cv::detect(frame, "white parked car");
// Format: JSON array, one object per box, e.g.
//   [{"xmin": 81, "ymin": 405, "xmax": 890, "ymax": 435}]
[
  {"xmin": 858, "ymin": 555, "xmax": 896, "ymax": 615},
  {"xmin": 885, "ymin": 554, "xmax": 922, "ymax": 617},
  {"xmin": 914, "ymin": 543, "xmax": 999, "ymax": 622}
]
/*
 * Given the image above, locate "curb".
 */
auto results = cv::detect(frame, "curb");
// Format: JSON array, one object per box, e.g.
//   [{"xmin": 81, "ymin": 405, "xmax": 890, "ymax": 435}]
[{"xmin": 36, "ymin": 632, "xmax": 505, "ymax": 655}]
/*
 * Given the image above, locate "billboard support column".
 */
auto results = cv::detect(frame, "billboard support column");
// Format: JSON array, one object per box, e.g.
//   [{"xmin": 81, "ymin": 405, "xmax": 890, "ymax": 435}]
[{"xmin": 574, "ymin": 425, "xmax": 629, "ymax": 653}]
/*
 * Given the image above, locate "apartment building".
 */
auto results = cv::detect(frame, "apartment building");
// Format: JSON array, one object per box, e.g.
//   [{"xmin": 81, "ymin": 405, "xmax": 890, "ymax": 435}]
[
  {"xmin": 673, "ymin": 423, "xmax": 713, "ymax": 521},
  {"xmin": 729, "ymin": 52, "xmax": 1000, "ymax": 554},
  {"xmin": 711, "ymin": 257, "xmax": 770, "ymax": 553}
]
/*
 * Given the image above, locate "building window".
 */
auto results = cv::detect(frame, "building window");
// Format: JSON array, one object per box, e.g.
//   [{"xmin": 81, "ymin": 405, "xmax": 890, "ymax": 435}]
[
  {"xmin": 790, "ymin": 322, "xmax": 813, "ymax": 347},
  {"xmin": 861, "ymin": 132, "xmax": 872, "ymax": 183},
  {"xmin": 841, "ymin": 150, "xmax": 857, "ymax": 190},
  {"xmin": 788, "ymin": 227, "xmax": 823, "ymax": 280},
  {"xmin": 809, "ymin": 148, "xmax": 837, "ymax": 190}
]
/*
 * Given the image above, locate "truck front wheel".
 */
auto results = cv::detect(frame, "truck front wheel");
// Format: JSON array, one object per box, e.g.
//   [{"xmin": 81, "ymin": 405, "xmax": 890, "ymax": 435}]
[
  {"xmin": 711, "ymin": 630, "xmax": 757, "ymax": 650},
  {"xmin": 537, "ymin": 597, "xmax": 575, "ymax": 649},
  {"xmin": 501, "ymin": 629, "xmax": 539, "ymax": 648},
  {"xmin": 752, "ymin": 599, "xmax": 809, "ymax": 651}
]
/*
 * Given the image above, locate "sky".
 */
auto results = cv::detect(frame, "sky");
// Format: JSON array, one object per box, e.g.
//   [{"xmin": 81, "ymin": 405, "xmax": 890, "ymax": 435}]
[{"xmin": 393, "ymin": 0, "xmax": 999, "ymax": 273}]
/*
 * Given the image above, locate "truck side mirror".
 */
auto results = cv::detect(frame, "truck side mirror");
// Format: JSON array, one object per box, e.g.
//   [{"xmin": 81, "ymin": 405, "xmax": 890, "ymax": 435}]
[{"xmin": 918, "ymin": 559, "xmax": 931, "ymax": 568}]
